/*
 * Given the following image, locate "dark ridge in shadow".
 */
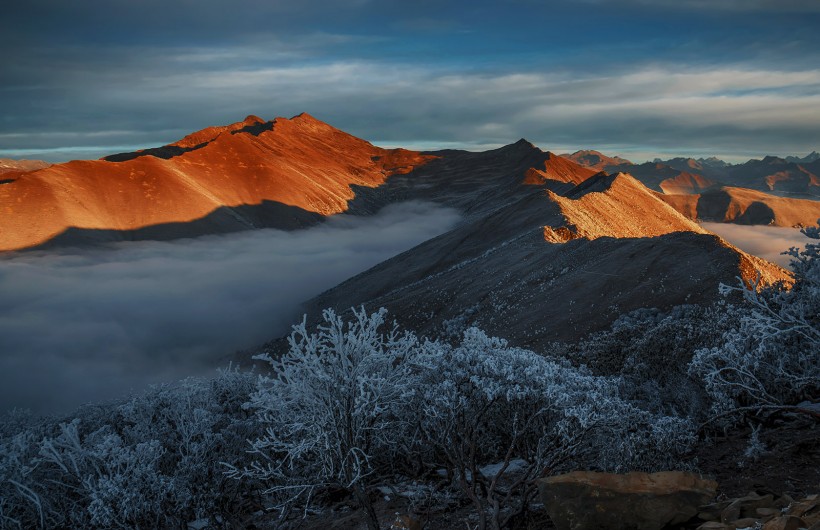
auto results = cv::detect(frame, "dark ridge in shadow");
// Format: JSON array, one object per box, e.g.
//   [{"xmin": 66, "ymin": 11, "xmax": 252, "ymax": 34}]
[
  {"xmin": 347, "ymin": 141, "xmax": 549, "ymax": 220},
  {"xmin": 25, "ymin": 200, "xmax": 325, "ymax": 251},
  {"xmin": 696, "ymin": 189, "xmax": 733, "ymax": 221},
  {"xmin": 253, "ymin": 229, "xmax": 750, "ymax": 361},
  {"xmin": 736, "ymin": 201, "xmax": 776, "ymax": 225},
  {"xmin": 0, "ymin": 179, "xmax": 15, "ymax": 185},
  {"xmin": 102, "ymin": 142, "xmax": 209, "ymax": 162},
  {"xmin": 230, "ymin": 120, "xmax": 274, "ymax": 137},
  {"xmin": 564, "ymin": 171, "xmax": 613, "ymax": 198}
]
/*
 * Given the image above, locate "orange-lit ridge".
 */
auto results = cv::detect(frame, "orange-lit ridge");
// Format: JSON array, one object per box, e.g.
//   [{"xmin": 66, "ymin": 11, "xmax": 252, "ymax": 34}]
[{"xmin": 0, "ymin": 113, "xmax": 435, "ymax": 251}]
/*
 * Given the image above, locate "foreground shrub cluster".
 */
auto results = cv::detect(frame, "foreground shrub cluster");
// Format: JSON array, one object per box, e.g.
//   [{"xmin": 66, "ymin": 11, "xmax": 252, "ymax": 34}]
[
  {"xmin": 0, "ymin": 370, "xmax": 258, "ymax": 529},
  {"xmin": 230, "ymin": 307, "xmax": 694, "ymax": 529}
]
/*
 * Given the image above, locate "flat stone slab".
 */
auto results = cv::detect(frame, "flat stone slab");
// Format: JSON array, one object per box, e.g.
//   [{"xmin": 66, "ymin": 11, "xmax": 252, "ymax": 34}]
[{"xmin": 538, "ymin": 470, "xmax": 718, "ymax": 530}]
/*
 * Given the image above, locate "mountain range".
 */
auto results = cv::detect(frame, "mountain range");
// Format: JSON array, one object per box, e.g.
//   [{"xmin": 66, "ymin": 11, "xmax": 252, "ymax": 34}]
[
  {"xmin": 2, "ymin": 114, "xmax": 811, "ymax": 345},
  {"xmin": 562, "ymin": 149, "xmax": 820, "ymax": 200}
]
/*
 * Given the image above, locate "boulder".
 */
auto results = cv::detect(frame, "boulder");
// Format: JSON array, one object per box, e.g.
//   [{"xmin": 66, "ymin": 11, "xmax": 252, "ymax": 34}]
[
  {"xmin": 538, "ymin": 470, "xmax": 717, "ymax": 530},
  {"xmin": 762, "ymin": 515, "xmax": 806, "ymax": 530}
]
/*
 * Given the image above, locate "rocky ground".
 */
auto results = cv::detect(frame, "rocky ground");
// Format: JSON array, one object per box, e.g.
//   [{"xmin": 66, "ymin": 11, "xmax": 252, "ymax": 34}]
[{"xmin": 243, "ymin": 418, "xmax": 819, "ymax": 530}]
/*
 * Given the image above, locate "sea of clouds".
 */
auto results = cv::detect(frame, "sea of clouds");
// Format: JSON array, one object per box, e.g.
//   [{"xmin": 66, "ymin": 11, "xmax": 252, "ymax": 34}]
[{"xmin": 0, "ymin": 201, "xmax": 461, "ymax": 414}]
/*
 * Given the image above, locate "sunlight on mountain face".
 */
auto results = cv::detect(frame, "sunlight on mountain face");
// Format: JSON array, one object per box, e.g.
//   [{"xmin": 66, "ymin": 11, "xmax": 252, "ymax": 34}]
[
  {"xmin": 0, "ymin": 114, "xmax": 435, "ymax": 252},
  {"xmin": 0, "ymin": 201, "xmax": 460, "ymax": 413},
  {"xmin": 701, "ymin": 222, "xmax": 814, "ymax": 267}
]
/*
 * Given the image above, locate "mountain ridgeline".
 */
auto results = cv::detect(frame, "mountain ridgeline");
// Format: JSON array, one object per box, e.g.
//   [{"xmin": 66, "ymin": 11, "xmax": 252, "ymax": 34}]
[
  {"xmin": 1, "ymin": 114, "xmax": 804, "ymax": 346},
  {"xmin": 0, "ymin": 114, "xmax": 432, "ymax": 251}
]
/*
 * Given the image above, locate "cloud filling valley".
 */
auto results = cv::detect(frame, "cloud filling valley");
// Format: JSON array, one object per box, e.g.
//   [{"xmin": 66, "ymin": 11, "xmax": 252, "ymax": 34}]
[{"xmin": 0, "ymin": 201, "xmax": 461, "ymax": 414}]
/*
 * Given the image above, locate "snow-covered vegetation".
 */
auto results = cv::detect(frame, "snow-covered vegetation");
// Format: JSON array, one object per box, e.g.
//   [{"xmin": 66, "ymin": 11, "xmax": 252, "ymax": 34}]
[
  {"xmin": 0, "ymin": 370, "xmax": 259, "ymax": 529},
  {"xmin": 689, "ymin": 220, "xmax": 820, "ymax": 424},
  {"xmin": 231, "ymin": 308, "xmax": 693, "ymax": 529}
]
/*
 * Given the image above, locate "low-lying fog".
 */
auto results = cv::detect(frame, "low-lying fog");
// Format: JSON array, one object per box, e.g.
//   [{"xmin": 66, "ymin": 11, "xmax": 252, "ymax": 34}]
[
  {"xmin": 0, "ymin": 202, "xmax": 461, "ymax": 414},
  {"xmin": 701, "ymin": 222, "xmax": 814, "ymax": 267}
]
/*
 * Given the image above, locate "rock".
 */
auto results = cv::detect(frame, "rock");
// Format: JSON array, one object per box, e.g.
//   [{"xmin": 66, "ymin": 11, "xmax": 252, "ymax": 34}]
[
  {"xmin": 762, "ymin": 515, "xmax": 806, "ymax": 530},
  {"xmin": 756, "ymin": 507, "xmax": 779, "ymax": 518},
  {"xmin": 733, "ymin": 517, "xmax": 760, "ymax": 528},
  {"xmin": 721, "ymin": 499, "xmax": 742, "ymax": 523},
  {"xmin": 538, "ymin": 470, "xmax": 717, "ymax": 530},
  {"xmin": 775, "ymin": 494, "xmax": 794, "ymax": 509},
  {"xmin": 788, "ymin": 498, "xmax": 820, "ymax": 521},
  {"xmin": 699, "ymin": 501, "xmax": 732, "ymax": 522},
  {"xmin": 697, "ymin": 522, "xmax": 733, "ymax": 530},
  {"xmin": 719, "ymin": 493, "xmax": 776, "ymax": 522}
]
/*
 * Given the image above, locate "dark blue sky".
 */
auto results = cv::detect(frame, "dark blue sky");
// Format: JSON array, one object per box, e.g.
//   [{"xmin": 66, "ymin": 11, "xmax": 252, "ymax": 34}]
[{"xmin": 2, "ymin": 0, "xmax": 819, "ymax": 162}]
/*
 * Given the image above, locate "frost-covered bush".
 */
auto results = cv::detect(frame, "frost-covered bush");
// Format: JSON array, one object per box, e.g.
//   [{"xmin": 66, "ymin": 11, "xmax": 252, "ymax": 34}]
[
  {"xmin": 0, "ymin": 424, "xmax": 42, "ymax": 529},
  {"xmin": 0, "ymin": 368, "xmax": 258, "ymax": 530},
  {"xmin": 552, "ymin": 304, "xmax": 736, "ymax": 419},
  {"xmin": 689, "ymin": 219, "xmax": 820, "ymax": 423},
  {"xmin": 412, "ymin": 327, "xmax": 693, "ymax": 530},
  {"xmin": 234, "ymin": 307, "xmax": 423, "ymax": 530},
  {"xmin": 241, "ymin": 308, "xmax": 694, "ymax": 530}
]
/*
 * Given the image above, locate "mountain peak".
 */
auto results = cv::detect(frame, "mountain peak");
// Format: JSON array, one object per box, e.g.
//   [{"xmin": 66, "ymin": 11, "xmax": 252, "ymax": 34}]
[
  {"xmin": 561, "ymin": 149, "xmax": 631, "ymax": 171},
  {"xmin": 291, "ymin": 112, "xmax": 324, "ymax": 124},
  {"xmin": 242, "ymin": 115, "xmax": 265, "ymax": 126},
  {"xmin": 785, "ymin": 150, "xmax": 820, "ymax": 164},
  {"xmin": 501, "ymin": 138, "xmax": 539, "ymax": 152}
]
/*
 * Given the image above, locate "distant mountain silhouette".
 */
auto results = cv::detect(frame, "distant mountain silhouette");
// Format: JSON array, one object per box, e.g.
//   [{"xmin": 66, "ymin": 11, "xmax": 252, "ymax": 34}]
[
  {"xmin": 785, "ymin": 151, "xmax": 820, "ymax": 164},
  {"xmin": 564, "ymin": 150, "xmax": 820, "ymax": 218},
  {"xmin": 560, "ymin": 149, "xmax": 631, "ymax": 171}
]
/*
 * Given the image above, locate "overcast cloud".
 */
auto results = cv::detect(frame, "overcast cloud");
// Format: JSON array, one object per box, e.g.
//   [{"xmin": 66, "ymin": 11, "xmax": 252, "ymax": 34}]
[
  {"xmin": 0, "ymin": 202, "xmax": 461, "ymax": 414},
  {"xmin": 1, "ymin": 0, "xmax": 818, "ymax": 162}
]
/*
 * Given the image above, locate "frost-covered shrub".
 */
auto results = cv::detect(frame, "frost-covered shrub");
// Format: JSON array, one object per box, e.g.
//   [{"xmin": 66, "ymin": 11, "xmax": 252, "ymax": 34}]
[
  {"xmin": 689, "ymin": 219, "xmax": 820, "ymax": 422},
  {"xmin": 240, "ymin": 309, "xmax": 695, "ymax": 530},
  {"xmin": 235, "ymin": 307, "xmax": 423, "ymax": 530},
  {"xmin": 552, "ymin": 304, "xmax": 736, "ymax": 419},
  {"xmin": 0, "ymin": 425, "xmax": 43, "ymax": 529},
  {"xmin": 37, "ymin": 420, "xmax": 174, "ymax": 528},
  {"xmin": 412, "ymin": 327, "xmax": 693, "ymax": 530},
  {"xmin": 0, "ymin": 368, "xmax": 258, "ymax": 530}
]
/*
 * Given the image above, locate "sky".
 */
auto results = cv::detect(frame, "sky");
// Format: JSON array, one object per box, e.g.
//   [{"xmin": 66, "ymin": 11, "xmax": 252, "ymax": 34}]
[
  {"xmin": 0, "ymin": 201, "xmax": 461, "ymax": 413},
  {"xmin": 1, "ymin": 0, "xmax": 820, "ymax": 162}
]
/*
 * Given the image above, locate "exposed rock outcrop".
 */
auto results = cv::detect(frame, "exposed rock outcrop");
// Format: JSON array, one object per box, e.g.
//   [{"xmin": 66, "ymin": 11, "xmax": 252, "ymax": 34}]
[{"xmin": 537, "ymin": 470, "xmax": 718, "ymax": 530}]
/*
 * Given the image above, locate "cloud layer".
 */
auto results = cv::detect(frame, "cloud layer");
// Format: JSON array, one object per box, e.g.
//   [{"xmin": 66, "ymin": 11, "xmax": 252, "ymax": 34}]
[
  {"xmin": 701, "ymin": 222, "xmax": 814, "ymax": 267},
  {"xmin": 2, "ymin": 0, "xmax": 818, "ymax": 162},
  {"xmin": 0, "ymin": 202, "xmax": 460, "ymax": 414}
]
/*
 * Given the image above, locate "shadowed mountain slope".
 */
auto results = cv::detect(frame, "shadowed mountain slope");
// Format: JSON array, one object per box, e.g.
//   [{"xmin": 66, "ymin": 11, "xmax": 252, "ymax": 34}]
[
  {"xmin": 296, "ymin": 170, "xmax": 786, "ymax": 347},
  {"xmin": 0, "ymin": 114, "xmax": 433, "ymax": 251}
]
